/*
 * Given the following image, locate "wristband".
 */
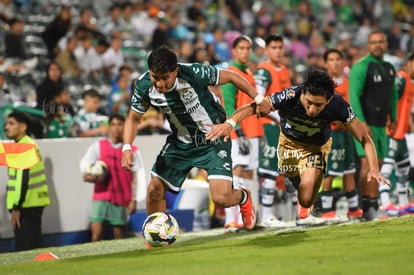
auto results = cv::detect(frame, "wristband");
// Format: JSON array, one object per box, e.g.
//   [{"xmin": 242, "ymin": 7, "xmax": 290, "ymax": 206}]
[
  {"xmin": 122, "ymin": 144, "xmax": 132, "ymax": 152},
  {"xmin": 225, "ymin": 119, "xmax": 236, "ymax": 129},
  {"xmin": 254, "ymin": 94, "xmax": 264, "ymax": 104}
]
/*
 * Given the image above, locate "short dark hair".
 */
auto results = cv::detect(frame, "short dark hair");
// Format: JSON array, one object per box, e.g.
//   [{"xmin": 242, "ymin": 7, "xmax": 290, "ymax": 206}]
[
  {"xmin": 82, "ymin": 88, "xmax": 100, "ymax": 99},
  {"xmin": 7, "ymin": 111, "xmax": 31, "ymax": 127},
  {"xmin": 232, "ymin": 35, "xmax": 252, "ymax": 48},
  {"xmin": 323, "ymin": 48, "xmax": 343, "ymax": 62},
  {"xmin": 265, "ymin": 34, "xmax": 284, "ymax": 46},
  {"xmin": 148, "ymin": 45, "xmax": 178, "ymax": 73},
  {"xmin": 109, "ymin": 113, "xmax": 125, "ymax": 123},
  {"xmin": 303, "ymin": 69, "xmax": 335, "ymax": 100}
]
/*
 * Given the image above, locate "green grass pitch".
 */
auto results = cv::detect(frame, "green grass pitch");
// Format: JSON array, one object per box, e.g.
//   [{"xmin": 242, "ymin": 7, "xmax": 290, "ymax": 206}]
[{"xmin": 0, "ymin": 217, "xmax": 413, "ymax": 275}]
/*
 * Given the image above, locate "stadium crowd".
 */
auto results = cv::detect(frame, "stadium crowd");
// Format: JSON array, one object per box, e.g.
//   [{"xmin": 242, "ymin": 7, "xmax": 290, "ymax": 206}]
[{"xmin": 1, "ymin": 0, "xmax": 414, "ymax": 241}]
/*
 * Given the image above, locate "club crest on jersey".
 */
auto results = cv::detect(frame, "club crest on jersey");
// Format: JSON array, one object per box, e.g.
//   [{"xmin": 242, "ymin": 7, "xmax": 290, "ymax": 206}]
[
  {"xmin": 217, "ymin": 150, "xmax": 227, "ymax": 159},
  {"xmin": 182, "ymin": 89, "xmax": 193, "ymax": 100},
  {"xmin": 287, "ymin": 90, "xmax": 295, "ymax": 99}
]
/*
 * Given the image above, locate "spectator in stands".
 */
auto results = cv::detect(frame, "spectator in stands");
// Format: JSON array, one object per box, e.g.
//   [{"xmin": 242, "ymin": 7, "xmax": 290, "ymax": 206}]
[
  {"xmin": 94, "ymin": 38, "xmax": 109, "ymax": 74},
  {"xmin": 168, "ymin": 11, "xmax": 190, "ymax": 42},
  {"xmin": 54, "ymin": 35, "xmax": 81, "ymax": 78},
  {"xmin": 76, "ymin": 8, "xmax": 106, "ymax": 42},
  {"xmin": 400, "ymin": 24, "xmax": 414, "ymax": 53},
  {"xmin": 102, "ymin": 34, "xmax": 124, "ymax": 77},
  {"xmin": 35, "ymin": 61, "xmax": 64, "ymax": 111},
  {"xmin": 98, "ymin": 3, "xmax": 122, "ymax": 37},
  {"xmin": 73, "ymin": 32, "xmax": 103, "ymax": 77},
  {"xmin": 386, "ymin": 22, "xmax": 403, "ymax": 53},
  {"xmin": 109, "ymin": 73, "xmax": 130, "ymax": 116},
  {"xmin": 80, "ymin": 113, "xmax": 144, "ymax": 241},
  {"xmin": 118, "ymin": 1, "xmax": 137, "ymax": 39},
  {"xmin": 223, "ymin": 0, "xmax": 243, "ymax": 31},
  {"xmin": 205, "ymin": 27, "xmax": 231, "ymax": 63},
  {"xmin": 189, "ymin": 47, "xmax": 211, "ymax": 65},
  {"xmin": 0, "ymin": 55, "xmax": 37, "ymax": 77},
  {"xmin": 46, "ymin": 88, "xmax": 75, "ymax": 138},
  {"xmin": 186, "ymin": 0, "xmax": 207, "ymax": 32},
  {"xmin": 296, "ymin": 1, "xmax": 318, "ymax": 43},
  {"xmin": 0, "ymin": 0, "xmax": 16, "ymax": 24},
  {"xmin": 0, "ymin": 72, "xmax": 13, "ymax": 106},
  {"xmin": 151, "ymin": 17, "xmax": 171, "ymax": 50},
  {"xmin": 175, "ymin": 39, "xmax": 194, "ymax": 63},
  {"xmin": 41, "ymin": 5, "xmax": 72, "ymax": 59},
  {"xmin": 4, "ymin": 17, "xmax": 28, "ymax": 60},
  {"xmin": 111, "ymin": 64, "xmax": 133, "ymax": 94},
  {"xmin": 75, "ymin": 88, "xmax": 108, "ymax": 137},
  {"xmin": 287, "ymin": 34, "xmax": 310, "ymax": 61}
]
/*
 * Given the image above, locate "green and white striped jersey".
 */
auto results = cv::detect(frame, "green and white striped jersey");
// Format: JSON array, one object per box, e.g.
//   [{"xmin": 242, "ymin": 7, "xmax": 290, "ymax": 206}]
[{"xmin": 131, "ymin": 63, "xmax": 226, "ymax": 144}]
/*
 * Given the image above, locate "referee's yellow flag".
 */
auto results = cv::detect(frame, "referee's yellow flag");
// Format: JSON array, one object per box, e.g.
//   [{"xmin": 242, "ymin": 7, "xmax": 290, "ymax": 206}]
[{"xmin": 0, "ymin": 143, "xmax": 40, "ymax": 169}]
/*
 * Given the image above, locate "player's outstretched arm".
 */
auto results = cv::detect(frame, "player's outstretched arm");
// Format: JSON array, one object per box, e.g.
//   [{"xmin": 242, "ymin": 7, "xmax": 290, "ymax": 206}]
[
  {"xmin": 346, "ymin": 118, "xmax": 390, "ymax": 186},
  {"xmin": 206, "ymin": 103, "xmax": 256, "ymax": 141},
  {"xmin": 219, "ymin": 69, "xmax": 273, "ymax": 115},
  {"xmin": 122, "ymin": 110, "xmax": 143, "ymax": 170}
]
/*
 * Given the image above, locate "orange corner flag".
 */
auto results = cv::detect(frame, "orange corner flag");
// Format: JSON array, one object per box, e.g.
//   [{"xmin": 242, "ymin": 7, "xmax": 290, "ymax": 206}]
[
  {"xmin": 33, "ymin": 252, "xmax": 59, "ymax": 261},
  {"xmin": 0, "ymin": 143, "xmax": 40, "ymax": 169}
]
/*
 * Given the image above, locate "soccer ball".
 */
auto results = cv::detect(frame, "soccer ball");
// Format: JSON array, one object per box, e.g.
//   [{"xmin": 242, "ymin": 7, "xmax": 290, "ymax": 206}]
[
  {"xmin": 87, "ymin": 160, "xmax": 108, "ymax": 179},
  {"xmin": 142, "ymin": 212, "xmax": 179, "ymax": 247}
]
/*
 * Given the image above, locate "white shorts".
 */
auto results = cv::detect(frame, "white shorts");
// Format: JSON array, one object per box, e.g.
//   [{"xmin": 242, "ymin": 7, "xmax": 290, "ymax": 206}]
[{"xmin": 231, "ymin": 137, "xmax": 259, "ymax": 170}]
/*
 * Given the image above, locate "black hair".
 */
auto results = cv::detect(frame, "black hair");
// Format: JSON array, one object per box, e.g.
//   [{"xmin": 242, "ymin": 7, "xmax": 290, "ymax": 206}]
[
  {"xmin": 232, "ymin": 35, "xmax": 252, "ymax": 48},
  {"xmin": 323, "ymin": 48, "xmax": 343, "ymax": 62},
  {"xmin": 109, "ymin": 113, "xmax": 126, "ymax": 123},
  {"xmin": 7, "ymin": 111, "xmax": 31, "ymax": 128},
  {"xmin": 82, "ymin": 88, "xmax": 100, "ymax": 99},
  {"xmin": 265, "ymin": 34, "xmax": 284, "ymax": 46},
  {"xmin": 147, "ymin": 45, "xmax": 178, "ymax": 73},
  {"xmin": 303, "ymin": 69, "xmax": 335, "ymax": 100}
]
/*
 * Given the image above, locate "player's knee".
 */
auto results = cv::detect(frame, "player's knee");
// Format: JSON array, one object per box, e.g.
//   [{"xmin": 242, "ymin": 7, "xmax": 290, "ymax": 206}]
[{"xmin": 211, "ymin": 193, "xmax": 228, "ymax": 207}]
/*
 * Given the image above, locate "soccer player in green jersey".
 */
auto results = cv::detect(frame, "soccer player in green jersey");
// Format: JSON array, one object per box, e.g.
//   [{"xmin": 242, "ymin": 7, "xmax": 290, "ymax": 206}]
[{"xmin": 122, "ymin": 45, "xmax": 272, "ymax": 231}]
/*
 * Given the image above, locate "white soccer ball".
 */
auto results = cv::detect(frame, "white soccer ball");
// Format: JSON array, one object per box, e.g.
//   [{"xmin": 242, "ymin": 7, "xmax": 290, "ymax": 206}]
[
  {"xmin": 142, "ymin": 212, "xmax": 180, "ymax": 247},
  {"xmin": 87, "ymin": 160, "xmax": 108, "ymax": 178}
]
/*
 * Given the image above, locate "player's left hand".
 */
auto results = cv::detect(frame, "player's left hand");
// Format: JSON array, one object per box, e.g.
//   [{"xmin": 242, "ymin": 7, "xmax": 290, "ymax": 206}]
[
  {"xmin": 367, "ymin": 170, "xmax": 391, "ymax": 187},
  {"xmin": 206, "ymin": 123, "xmax": 232, "ymax": 141}
]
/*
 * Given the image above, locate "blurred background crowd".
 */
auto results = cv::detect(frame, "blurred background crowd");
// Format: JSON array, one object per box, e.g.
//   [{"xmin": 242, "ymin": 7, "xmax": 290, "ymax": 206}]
[{"xmin": 1, "ymin": 0, "xmax": 414, "ymax": 138}]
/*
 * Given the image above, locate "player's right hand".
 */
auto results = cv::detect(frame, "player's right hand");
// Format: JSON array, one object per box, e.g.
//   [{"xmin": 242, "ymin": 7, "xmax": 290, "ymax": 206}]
[
  {"xmin": 122, "ymin": 151, "xmax": 134, "ymax": 170},
  {"xmin": 256, "ymin": 96, "xmax": 275, "ymax": 118}
]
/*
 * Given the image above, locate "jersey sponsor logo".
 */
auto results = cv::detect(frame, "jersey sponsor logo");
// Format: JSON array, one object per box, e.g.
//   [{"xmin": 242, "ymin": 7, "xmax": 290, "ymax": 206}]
[
  {"xmin": 277, "ymin": 91, "xmax": 286, "ymax": 101},
  {"xmin": 187, "ymin": 102, "xmax": 200, "ymax": 114}
]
